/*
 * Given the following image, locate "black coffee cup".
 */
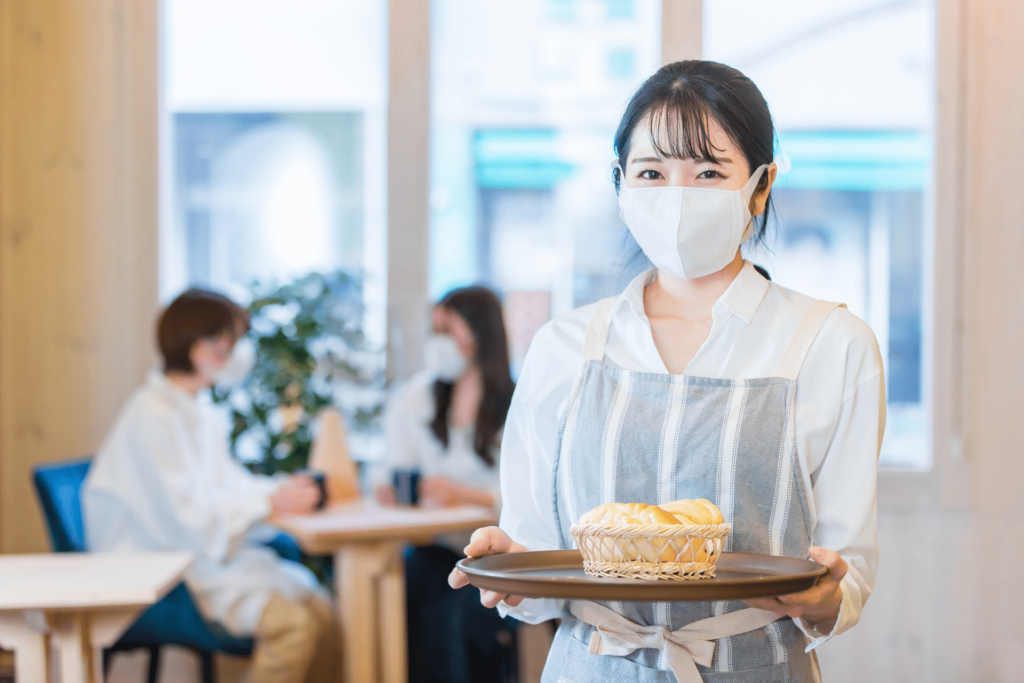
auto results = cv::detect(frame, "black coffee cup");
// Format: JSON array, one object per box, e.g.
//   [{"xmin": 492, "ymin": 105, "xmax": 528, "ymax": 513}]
[{"xmin": 392, "ymin": 470, "xmax": 421, "ymax": 506}]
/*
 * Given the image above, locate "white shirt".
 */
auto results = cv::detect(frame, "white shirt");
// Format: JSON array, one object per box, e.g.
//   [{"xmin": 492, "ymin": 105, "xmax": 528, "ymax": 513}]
[
  {"xmin": 498, "ymin": 261, "xmax": 884, "ymax": 650},
  {"xmin": 371, "ymin": 371, "xmax": 503, "ymax": 549},
  {"xmin": 83, "ymin": 373, "xmax": 323, "ymax": 637}
]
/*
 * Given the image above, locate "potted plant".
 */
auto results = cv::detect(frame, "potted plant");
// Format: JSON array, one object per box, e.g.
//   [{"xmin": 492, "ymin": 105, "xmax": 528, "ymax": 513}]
[{"xmin": 212, "ymin": 270, "xmax": 385, "ymax": 475}]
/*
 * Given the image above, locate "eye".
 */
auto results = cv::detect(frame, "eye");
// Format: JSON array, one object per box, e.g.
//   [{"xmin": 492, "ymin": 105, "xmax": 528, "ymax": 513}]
[
  {"xmin": 638, "ymin": 169, "xmax": 663, "ymax": 180},
  {"xmin": 697, "ymin": 169, "xmax": 722, "ymax": 179}
]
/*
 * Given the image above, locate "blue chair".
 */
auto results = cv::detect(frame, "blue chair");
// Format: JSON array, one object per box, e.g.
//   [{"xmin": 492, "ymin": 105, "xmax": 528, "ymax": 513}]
[{"xmin": 33, "ymin": 459, "xmax": 303, "ymax": 683}]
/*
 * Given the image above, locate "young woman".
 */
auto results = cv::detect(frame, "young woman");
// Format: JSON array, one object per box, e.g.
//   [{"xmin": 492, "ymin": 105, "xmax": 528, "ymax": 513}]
[
  {"xmin": 372, "ymin": 286, "xmax": 517, "ymax": 683},
  {"xmin": 450, "ymin": 61, "xmax": 884, "ymax": 682},
  {"xmin": 84, "ymin": 289, "xmax": 337, "ymax": 683}
]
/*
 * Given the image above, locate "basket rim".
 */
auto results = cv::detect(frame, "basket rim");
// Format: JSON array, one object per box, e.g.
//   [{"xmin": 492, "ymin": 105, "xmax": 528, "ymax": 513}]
[
  {"xmin": 582, "ymin": 559, "xmax": 720, "ymax": 571},
  {"xmin": 570, "ymin": 521, "xmax": 731, "ymax": 539}
]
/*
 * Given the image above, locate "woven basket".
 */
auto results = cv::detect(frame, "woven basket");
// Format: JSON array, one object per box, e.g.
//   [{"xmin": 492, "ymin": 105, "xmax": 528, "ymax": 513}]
[{"xmin": 571, "ymin": 522, "xmax": 731, "ymax": 580}]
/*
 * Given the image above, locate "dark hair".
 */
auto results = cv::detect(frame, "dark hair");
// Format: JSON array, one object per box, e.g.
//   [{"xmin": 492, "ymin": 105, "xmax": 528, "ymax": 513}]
[
  {"xmin": 612, "ymin": 60, "xmax": 776, "ymax": 245},
  {"xmin": 429, "ymin": 286, "xmax": 515, "ymax": 467},
  {"xmin": 158, "ymin": 288, "xmax": 249, "ymax": 373}
]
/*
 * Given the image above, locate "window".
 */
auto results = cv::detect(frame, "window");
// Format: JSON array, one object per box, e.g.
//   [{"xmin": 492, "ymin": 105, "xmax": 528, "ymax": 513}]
[
  {"xmin": 172, "ymin": 113, "xmax": 364, "ymax": 291},
  {"xmin": 162, "ymin": 0, "xmax": 388, "ymax": 461},
  {"xmin": 430, "ymin": 0, "xmax": 661, "ymax": 374},
  {"xmin": 162, "ymin": 0, "xmax": 386, "ymax": 309},
  {"xmin": 706, "ymin": 0, "xmax": 935, "ymax": 469}
]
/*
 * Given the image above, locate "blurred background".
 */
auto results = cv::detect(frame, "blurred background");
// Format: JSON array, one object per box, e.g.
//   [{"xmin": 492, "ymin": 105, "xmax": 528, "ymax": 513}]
[
  {"xmin": 1, "ymin": 0, "xmax": 1022, "ymax": 681},
  {"xmin": 163, "ymin": 0, "xmax": 932, "ymax": 466}
]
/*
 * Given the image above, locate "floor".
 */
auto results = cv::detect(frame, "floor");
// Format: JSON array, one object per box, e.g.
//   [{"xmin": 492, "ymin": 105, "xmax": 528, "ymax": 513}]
[
  {"xmin": 106, "ymin": 649, "xmax": 249, "ymax": 683},
  {"xmin": 2, "ymin": 622, "xmax": 555, "ymax": 682}
]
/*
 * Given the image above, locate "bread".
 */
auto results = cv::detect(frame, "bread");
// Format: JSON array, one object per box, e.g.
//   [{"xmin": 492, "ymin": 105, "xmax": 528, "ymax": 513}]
[
  {"xmin": 576, "ymin": 499, "xmax": 725, "ymax": 564},
  {"xmin": 660, "ymin": 498, "xmax": 725, "ymax": 525}
]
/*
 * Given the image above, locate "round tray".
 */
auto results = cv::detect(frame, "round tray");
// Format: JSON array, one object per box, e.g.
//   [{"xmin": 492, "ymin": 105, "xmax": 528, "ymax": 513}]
[{"xmin": 457, "ymin": 550, "xmax": 826, "ymax": 601}]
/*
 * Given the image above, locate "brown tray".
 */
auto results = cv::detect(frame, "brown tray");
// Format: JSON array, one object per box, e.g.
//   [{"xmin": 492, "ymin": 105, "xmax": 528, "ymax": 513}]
[{"xmin": 457, "ymin": 550, "xmax": 826, "ymax": 601}]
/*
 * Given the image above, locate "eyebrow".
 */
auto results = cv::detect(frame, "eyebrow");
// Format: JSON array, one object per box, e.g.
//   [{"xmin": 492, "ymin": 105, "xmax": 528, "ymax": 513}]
[{"xmin": 630, "ymin": 156, "xmax": 735, "ymax": 165}]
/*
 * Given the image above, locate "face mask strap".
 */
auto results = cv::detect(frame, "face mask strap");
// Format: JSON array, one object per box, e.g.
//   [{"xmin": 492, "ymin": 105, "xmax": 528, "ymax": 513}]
[{"xmin": 741, "ymin": 163, "xmax": 771, "ymax": 202}]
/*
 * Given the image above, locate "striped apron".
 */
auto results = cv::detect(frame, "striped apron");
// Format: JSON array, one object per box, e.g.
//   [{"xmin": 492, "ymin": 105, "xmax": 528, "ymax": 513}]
[{"xmin": 544, "ymin": 298, "xmax": 844, "ymax": 683}]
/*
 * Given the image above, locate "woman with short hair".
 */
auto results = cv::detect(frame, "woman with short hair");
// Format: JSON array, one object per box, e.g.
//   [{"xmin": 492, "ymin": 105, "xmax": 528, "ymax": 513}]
[{"xmin": 84, "ymin": 288, "xmax": 337, "ymax": 683}]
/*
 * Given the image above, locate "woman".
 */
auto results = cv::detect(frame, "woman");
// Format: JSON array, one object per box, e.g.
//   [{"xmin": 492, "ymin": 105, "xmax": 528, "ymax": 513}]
[
  {"xmin": 84, "ymin": 289, "xmax": 337, "ymax": 683},
  {"xmin": 373, "ymin": 286, "xmax": 516, "ymax": 683},
  {"xmin": 450, "ymin": 61, "xmax": 884, "ymax": 682}
]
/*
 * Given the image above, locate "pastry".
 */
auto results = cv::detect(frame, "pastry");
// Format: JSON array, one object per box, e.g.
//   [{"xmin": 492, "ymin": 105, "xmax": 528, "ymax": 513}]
[
  {"xmin": 576, "ymin": 498, "xmax": 725, "ymax": 564},
  {"xmin": 577, "ymin": 503, "xmax": 679, "ymax": 561},
  {"xmin": 660, "ymin": 498, "xmax": 725, "ymax": 525}
]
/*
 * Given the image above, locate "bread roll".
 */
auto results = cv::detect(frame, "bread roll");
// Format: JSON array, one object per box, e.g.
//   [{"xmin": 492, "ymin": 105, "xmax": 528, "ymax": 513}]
[
  {"xmin": 576, "ymin": 499, "xmax": 724, "ymax": 565},
  {"xmin": 660, "ymin": 500, "xmax": 712, "ymax": 525},
  {"xmin": 694, "ymin": 498, "xmax": 725, "ymax": 524},
  {"xmin": 659, "ymin": 498, "xmax": 725, "ymax": 525},
  {"xmin": 577, "ymin": 503, "xmax": 671, "ymax": 562}
]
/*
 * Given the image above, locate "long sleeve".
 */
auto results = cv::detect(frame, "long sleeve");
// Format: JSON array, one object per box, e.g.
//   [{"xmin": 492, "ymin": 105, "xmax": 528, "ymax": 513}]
[
  {"xmin": 792, "ymin": 309, "xmax": 886, "ymax": 649},
  {"xmin": 142, "ymin": 411, "xmax": 272, "ymax": 563},
  {"xmin": 367, "ymin": 380, "xmax": 423, "ymax": 491},
  {"xmin": 496, "ymin": 319, "xmax": 584, "ymax": 623},
  {"xmin": 496, "ymin": 391, "xmax": 567, "ymax": 623}
]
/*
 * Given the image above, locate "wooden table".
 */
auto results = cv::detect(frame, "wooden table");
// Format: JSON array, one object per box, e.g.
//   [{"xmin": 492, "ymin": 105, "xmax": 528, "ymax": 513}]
[
  {"xmin": 273, "ymin": 500, "xmax": 497, "ymax": 683},
  {"xmin": 0, "ymin": 551, "xmax": 193, "ymax": 683}
]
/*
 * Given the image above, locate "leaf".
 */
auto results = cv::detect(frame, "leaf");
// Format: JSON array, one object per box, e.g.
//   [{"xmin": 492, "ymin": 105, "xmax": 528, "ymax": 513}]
[{"xmin": 211, "ymin": 269, "xmax": 385, "ymax": 473}]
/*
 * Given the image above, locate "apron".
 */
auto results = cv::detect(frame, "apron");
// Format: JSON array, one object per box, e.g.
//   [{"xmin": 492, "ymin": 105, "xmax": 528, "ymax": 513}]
[{"xmin": 543, "ymin": 297, "xmax": 845, "ymax": 683}]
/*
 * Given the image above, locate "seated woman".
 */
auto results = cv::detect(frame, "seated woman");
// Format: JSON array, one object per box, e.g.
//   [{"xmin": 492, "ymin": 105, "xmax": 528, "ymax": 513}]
[
  {"xmin": 83, "ymin": 288, "xmax": 337, "ymax": 683},
  {"xmin": 372, "ymin": 286, "xmax": 516, "ymax": 683}
]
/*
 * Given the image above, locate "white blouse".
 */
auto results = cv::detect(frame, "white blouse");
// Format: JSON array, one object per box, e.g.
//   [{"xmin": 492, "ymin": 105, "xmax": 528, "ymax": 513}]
[
  {"xmin": 371, "ymin": 370, "xmax": 503, "ymax": 539},
  {"xmin": 83, "ymin": 373, "xmax": 323, "ymax": 636},
  {"xmin": 498, "ymin": 261, "xmax": 885, "ymax": 650}
]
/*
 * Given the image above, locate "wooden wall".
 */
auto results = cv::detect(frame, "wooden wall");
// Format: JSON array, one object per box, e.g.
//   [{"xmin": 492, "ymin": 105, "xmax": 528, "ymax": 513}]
[
  {"xmin": 0, "ymin": 0, "xmax": 159, "ymax": 553},
  {"xmin": 662, "ymin": 0, "xmax": 702, "ymax": 64},
  {"xmin": 817, "ymin": 0, "xmax": 1024, "ymax": 680}
]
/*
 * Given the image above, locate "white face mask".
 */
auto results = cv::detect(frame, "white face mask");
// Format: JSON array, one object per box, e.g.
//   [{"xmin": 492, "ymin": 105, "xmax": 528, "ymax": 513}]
[
  {"xmin": 424, "ymin": 334, "xmax": 467, "ymax": 382},
  {"xmin": 617, "ymin": 164, "xmax": 769, "ymax": 280},
  {"xmin": 213, "ymin": 337, "xmax": 256, "ymax": 389}
]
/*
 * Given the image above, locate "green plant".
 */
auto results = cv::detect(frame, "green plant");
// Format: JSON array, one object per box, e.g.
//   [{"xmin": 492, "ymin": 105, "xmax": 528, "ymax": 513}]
[{"xmin": 212, "ymin": 270, "xmax": 384, "ymax": 474}]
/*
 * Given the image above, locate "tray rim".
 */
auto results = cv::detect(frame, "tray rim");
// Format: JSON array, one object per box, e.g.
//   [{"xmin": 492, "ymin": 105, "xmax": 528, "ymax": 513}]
[{"xmin": 457, "ymin": 549, "xmax": 827, "ymax": 602}]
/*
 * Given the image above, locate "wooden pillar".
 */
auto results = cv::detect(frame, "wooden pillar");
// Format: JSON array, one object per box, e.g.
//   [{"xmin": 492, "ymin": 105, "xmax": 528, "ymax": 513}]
[
  {"xmin": 386, "ymin": 0, "xmax": 432, "ymax": 383},
  {"xmin": 959, "ymin": 0, "xmax": 1024, "ymax": 669},
  {"xmin": 0, "ymin": 0, "xmax": 159, "ymax": 552},
  {"xmin": 661, "ymin": 0, "xmax": 702, "ymax": 64},
  {"xmin": 816, "ymin": 0, "xmax": 1024, "ymax": 680}
]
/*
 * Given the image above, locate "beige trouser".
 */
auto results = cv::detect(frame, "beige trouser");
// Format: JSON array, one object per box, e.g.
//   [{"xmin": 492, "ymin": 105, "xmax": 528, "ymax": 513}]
[{"xmin": 249, "ymin": 593, "xmax": 339, "ymax": 683}]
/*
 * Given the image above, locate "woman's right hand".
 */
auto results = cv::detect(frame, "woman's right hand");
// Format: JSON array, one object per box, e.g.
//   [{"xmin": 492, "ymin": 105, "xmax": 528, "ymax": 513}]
[
  {"xmin": 448, "ymin": 526, "xmax": 528, "ymax": 608},
  {"xmin": 270, "ymin": 474, "xmax": 321, "ymax": 515}
]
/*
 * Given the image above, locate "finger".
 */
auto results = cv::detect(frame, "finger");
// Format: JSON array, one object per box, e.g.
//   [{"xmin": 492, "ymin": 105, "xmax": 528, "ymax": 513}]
[
  {"xmin": 448, "ymin": 568, "xmax": 468, "ymax": 589},
  {"xmin": 480, "ymin": 590, "xmax": 506, "ymax": 609},
  {"xmin": 808, "ymin": 546, "xmax": 844, "ymax": 572},
  {"xmin": 463, "ymin": 527, "xmax": 509, "ymax": 557},
  {"xmin": 504, "ymin": 594, "xmax": 525, "ymax": 607},
  {"xmin": 742, "ymin": 597, "xmax": 789, "ymax": 617},
  {"xmin": 777, "ymin": 587, "xmax": 825, "ymax": 606}
]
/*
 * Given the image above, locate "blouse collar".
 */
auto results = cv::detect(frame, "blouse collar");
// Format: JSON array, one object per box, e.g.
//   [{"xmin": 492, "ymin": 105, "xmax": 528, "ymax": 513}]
[{"xmin": 613, "ymin": 260, "xmax": 770, "ymax": 327}]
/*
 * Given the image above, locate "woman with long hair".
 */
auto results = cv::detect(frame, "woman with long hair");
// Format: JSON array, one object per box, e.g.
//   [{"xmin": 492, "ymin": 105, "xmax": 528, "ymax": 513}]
[
  {"xmin": 372, "ymin": 285, "xmax": 516, "ymax": 682},
  {"xmin": 450, "ymin": 60, "xmax": 885, "ymax": 682}
]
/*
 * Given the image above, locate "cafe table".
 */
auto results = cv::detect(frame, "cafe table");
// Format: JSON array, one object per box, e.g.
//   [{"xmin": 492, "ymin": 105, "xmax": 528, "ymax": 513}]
[
  {"xmin": 272, "ymin": 499, "xmax": 497, "ymax": 683},
  {"xmin": 0, "ymin": 551, "xmax": 193, "ymax": 683}
]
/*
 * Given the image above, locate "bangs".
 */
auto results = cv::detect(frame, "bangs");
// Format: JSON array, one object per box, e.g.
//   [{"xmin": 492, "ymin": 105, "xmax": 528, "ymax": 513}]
[{"xmin": 645, "ymin": 97, "xmax": 727, "ymax": 163}]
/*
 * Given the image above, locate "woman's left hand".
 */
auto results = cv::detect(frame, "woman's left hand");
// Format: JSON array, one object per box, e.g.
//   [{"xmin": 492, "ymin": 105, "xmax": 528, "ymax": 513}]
[
  {"xmin": 420, "ymin": 476, "xmax": 495, "ymax": 508},
  {"xmin": 420, "ymin": 476, "xmax": 466, "ymax": 507},
  {"xmin": 743, "ymin": 546, "xmax": 847, "ymax": 633}
]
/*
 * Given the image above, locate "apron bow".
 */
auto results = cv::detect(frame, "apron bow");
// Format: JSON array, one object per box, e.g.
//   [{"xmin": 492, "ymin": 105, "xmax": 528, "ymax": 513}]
[{"xmin": 570, "ymin": 601, "xmax": 781, "ymax": 683}]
